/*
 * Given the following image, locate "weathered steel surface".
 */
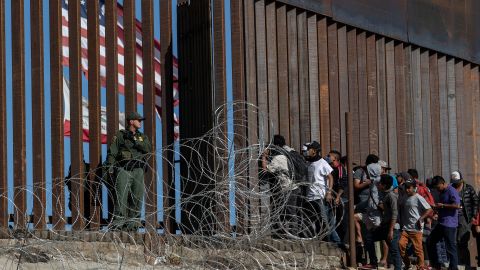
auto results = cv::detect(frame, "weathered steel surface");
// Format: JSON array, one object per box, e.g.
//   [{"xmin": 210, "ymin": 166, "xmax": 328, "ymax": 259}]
[
  {"xmin": 276, "ymin": 0, "xmax": 331, "ymax": 16},
  {"xmin": 276, "ymin": 5, "xmax": 290, "ymax": 144},
  {"xmin": 49, "ymin": 0, "xmax": 65, "ymax": 230},
  {"xmin": 327, "ymin": 22, "xmax": 340, "ymax": 151},
  {"xmin": 68, "ymin": 0, "xmax": 85, "ymax": 230},
  {"xmin": 420, "ymin": 50, "xmax": 432, "ymax": 179},
  {"xmin": 385, "ymin": 40, "xmax": 397, "ymax": 171},
  {"xmin": 287, "ymin": 8, "xmax": 300, "ymax": 149},
  {"xmin": 255, "ymin": 1, "xmax": 269, "ymax": 140},
  {"xmin": 142, "ymin": 0, "xmax": 156, "ymax": 231},
  {"xmin": 376, "ymin": 37, "xmax": 388, "ymax": 165},
  {"xmin": 332, "ymin": 0, "xmax": 407, "ymax": 42},
  {"xmin": 394, "ymin": 43, "xmax": 407, "ymax": 171},
  {"xmin": 0, "ymin": 0, "xmax": 6, "ymax": 229},
  {"xmin": 429, "ymin": 53, "xmax": 442, "ymax": 176},
  {"xmin": 346, "ymin": 28, "xmax": 359, "ymax": 164},
  {"xmin": 318, "ymin": 17, "xmax": 330, "ymax": 151},
  {"xmin": 31, "ymin": 0, "xmax": 46, "ymax": 229},
  {"xmin": 307, "ymin": 14, "xmax": 319, "ymax": 143},
  {"xmin": 404, "ymin": 45, "xmax": 415, "ymax": 169},
  {"xmin": 337, "ymin": 25, "xmax": 348, "ymax": 155},
  {"xmin": 357, "ymin": 31, "xmax": 369, "ymax": 162},
  {"xmin": 87, "ymin": 0, "xmax": 101, "ymax": 230},
  {"xmin": 160, "ymin": 0, "xmax": 175, "ymax": 234},
  {"xmin": 12, "ymin": 0, "xmax": 26, "ymax": 228},
  {"xmin": 266, "ymin": 2, "xmax": 279, "ymax": 135},
  {"xmin": 437, "ymin": 56, "xmax": 450, "ymax": 178},
  {"xmin": 366, "ymin": 34, "xmax": 378, "ymax": 156},
  {"xmin": 447, "ymin": 58, "xmax": 458, "ymax": 173},
  {"xmin": 123, "ymin": 0, "xmax": 136, "ymax": 113},
  {"xmin": 298, "ymin": 11, "xmax": 310, "ymax": 144}
]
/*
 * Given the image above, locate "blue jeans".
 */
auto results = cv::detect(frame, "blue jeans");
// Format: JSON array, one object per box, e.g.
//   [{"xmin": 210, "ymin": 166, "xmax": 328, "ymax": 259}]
[
  {"xmin": 365, "ymin": 225, "xmax": 402, "ymax": 270},
  {"xmin": 304, "ymin": 199, "xmax": 341, "ymax": 243},
  {"xmin": 428, "ymin": 224, "xmax": 458, "ymax": 270}
]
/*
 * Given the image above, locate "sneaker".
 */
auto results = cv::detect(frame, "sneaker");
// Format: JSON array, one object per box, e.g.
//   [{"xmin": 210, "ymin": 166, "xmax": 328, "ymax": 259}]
[{"xmin": 360, "ymin": 264, "xmax": 378, "ymax": 269}]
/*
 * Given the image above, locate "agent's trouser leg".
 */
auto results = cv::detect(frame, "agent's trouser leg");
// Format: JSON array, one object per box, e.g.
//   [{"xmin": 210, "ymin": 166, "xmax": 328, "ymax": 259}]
[
  {"xmin": 113, "ymin": 168, "xmax": 131, "ymax": 228},
  {"xmin": 457, "ymin": 221, "xmax": 471, "ymax": 269},
  {"xmin": 126, "ymin": 168, "xmax": 145, "ymax": 230}
]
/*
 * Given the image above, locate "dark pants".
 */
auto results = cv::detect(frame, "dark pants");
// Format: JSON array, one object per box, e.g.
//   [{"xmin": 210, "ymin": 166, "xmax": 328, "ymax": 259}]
[
  {"xmin": 457, "ymin": 215, "xmax": 471, "ymax": 269},
  {"xmin": 303, "ymin": 199, "xmax": 340, "ymax": 243},
  {"xmin": 428, "ymin": 224, "xmax": 458, "ymax": 270},
  {"xmin": 364, "ymin": 225, "xmax": 402, "ymax": 270}
]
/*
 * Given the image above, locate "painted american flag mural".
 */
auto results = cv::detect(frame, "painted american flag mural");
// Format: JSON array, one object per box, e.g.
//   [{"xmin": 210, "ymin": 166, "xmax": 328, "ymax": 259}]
[{"xmin": 62, "ymin": 0, "xmax": 180, "ymax": 143}]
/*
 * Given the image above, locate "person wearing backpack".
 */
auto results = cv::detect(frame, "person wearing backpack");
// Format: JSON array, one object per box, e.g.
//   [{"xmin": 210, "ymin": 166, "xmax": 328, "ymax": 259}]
[
  {"xmin": 353, "ymin": 154, "xmax": 379, "ymax": 264},
  {"xmin": 451, "ymin": 170, "xmax": 479, "ymax": 269}
]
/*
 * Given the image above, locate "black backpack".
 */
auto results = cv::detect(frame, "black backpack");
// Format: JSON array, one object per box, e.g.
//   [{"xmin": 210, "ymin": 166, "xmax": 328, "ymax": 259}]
[{"xmin": 286, "ymin": 150, "xmax": 308, "ymax": 183}]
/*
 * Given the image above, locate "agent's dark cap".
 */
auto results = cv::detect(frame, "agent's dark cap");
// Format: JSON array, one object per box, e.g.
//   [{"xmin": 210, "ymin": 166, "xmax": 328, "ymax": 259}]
[
  {"xmin": 306, "ymin": 141, "xmax": 321, "ymax": 151},
  {"xmin": 126, "ymin": 112, "xmax": 146, "ymax": 121}
]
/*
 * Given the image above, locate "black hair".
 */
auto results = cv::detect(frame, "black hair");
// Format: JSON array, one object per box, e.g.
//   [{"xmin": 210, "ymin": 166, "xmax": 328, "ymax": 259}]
[
  {"xmin": 432, "ymin": 175, "xmax": 445, "ymax": 186},
  {"xmin": 408, "ymin": 169, "xmax": 419, "ymax": 179},
  {"xmin": 380, "ymin": 174, "xmax": 393, "ymax": 189},
  {"xmin": 365, "ymin": 154, "xmax": 379, "ymax": 166},
  {"xmin": 272, "ymin": 134, "xmax": 286, "ymax": 147},
  {"xmin": 329, "ymin": 150, "xmax": 341, "ymax": 160}
]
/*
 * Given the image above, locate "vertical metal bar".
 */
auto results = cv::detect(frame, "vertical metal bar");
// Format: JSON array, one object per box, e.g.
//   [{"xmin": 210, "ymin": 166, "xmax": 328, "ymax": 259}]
[
  {"xmin": 124, "ymin": 0, "xmax": 136, "ymax": 113},
  {"xmin": 142, "ymin": 0, "xmax": 156, "ymax": 231},
  {"xmin": 230, "ymin": 0, "xmax": 246, "ymax": 233},
  {"xmin": 87, "ymin": 0, "xmax": 101, "ymax": 230},
  {"xmin": 318, "ymin": 17, "xmax": 330, "ymax": 150},
  {"xmin": 376, "ymin": 37, "xmax": 388, "ymax": 165},
  {"xmin": 337, "ymin": 25, "xmax": 348, "ymax": 154},
  {"xmin": 49, "ymin": 0, "xmax": 64, "ymax": 230},
  {"xmin": 394, "ymin": 43, "xmax": 407, "ymax": 171},
  {"xmin": 105, "ymin": 0, "xmax": 119, "ymax": 224},
  {"xmin": 68, "ymin": 0, "xmax": 85, "ymax": 230},
  {"xmin": 307, "ymin": 14, "xmax": 319, "ymax": 142},
  {"xmin": 438, "ymin": 56, "xmax": 450, "ymax": 178},
  {"xmin": 327, "ymin": 22, "xmax": 339, "ymax": 151},
  {"xmin": 11, "ymin": 0, "xmax": 26, "ymax": 228},
  {"xmin": 297, "ymin": 11, "xmax": 310, "ymax": 144},
  {"xmin": 160, "ymin": 0, "xmax": 175, "ymax": 234},
  {"xmin": 404, "ymin": 45, "xmax": 415, "ymax": 168},
  {"xmin": 366, "ymin": 34, "xmax": 378, "ymax": 155},
  {"xmin": 420, "ymin": 50, "xmax": 432, "ymax": 178},
  {"xmin": 346, "ymin": 28, "xmax": 359, "ymax": 163},
  {"xmin": 255, "ymin": 0, "xmax": 268, "ymax": 140},
  {"xmin": 429, "ymin": 53, "xmax": 441, "ymax": 175},
  {"xmin": 31, "ymin": 0, "xmax": 46, "ymax": 230},
  {"xmin": 244, "ymin": 0, "xmax": 258, "ymax": 231},
  {"xmin": 0, "ymin": 0, "xmax": 7, "ymax": 229},
  {"xmin": 287, "ymin": 8, "xmax": 299, "ymax": 149},
  {"xmin": 346, "ymin": 112, "xmax": 356, "ymax": 266},
  {"xmin": 385, "ymin": 39, "xmax": 397, "ymax": 171},
  {"xmin": 105, "ymin": 0, "xmax": 119, "ymax": 144},
  {"xmin": 447, "ymin": 58, "xmax": 458, "ymax": 174},
  {"xmin": 266, "ymin": 2, "xmax": 278, "ymax": 135},
  {"xmin": 276, "ymin": 5, "xmax": 289, "ymax": 144},
  {"xmin": 357, "ymin": 31, "xmax": 369, "ymax": 160},
  {"xmin": 213, "ymin": 0, "xmax": 228, "ymax": 231}
]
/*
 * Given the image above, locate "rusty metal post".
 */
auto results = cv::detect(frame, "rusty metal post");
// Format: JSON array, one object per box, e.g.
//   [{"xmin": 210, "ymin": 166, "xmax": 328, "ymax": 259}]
[
  {"xmin": 0, "ymin": 0, "xmax": 6, "ymax": 230},
  {"xmin": 49, "ymin": 0, "xmax": 65, "ymax": 230},
  {"xmin": 346, "ymin": 112, "xmax": 356, "ymax": 266},
  {"xmin": 11, "ymin": 0, "xmax": 26, "ymax": 229},
  {"xmin": 87, "ymin": 0, "xmax": 101, "ymax": 230},
  {"xmin": 160, "ymin": 0, "xmax": 175, "ymax": 234},
  {"xmin": 123, "ymin": 0, "xmax": 137, "ymax": 113},
  {"xmin": 68, "ymin": 0, "xmax": 85, "ymax": 230},
  {"xmin": 105, "ymin": 0, "xmax": 119, "ymax": 223},
  {"xmin": 31, "ymin": 0, "xmax": 46, "ymax": 230},
  {"xmin": 141, "ymin": 0, "xmax": 157, "ymax": 231}
]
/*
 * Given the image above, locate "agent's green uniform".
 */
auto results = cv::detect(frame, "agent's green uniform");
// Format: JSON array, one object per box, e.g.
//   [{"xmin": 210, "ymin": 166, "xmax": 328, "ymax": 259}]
[{"xmin": 105, "ymin": 116, "xmax": 152, "ymax": 230}]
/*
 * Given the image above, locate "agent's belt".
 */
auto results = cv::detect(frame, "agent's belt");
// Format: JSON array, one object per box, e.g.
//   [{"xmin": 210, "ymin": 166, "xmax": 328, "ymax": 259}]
[{"xmin": 119, "ymin": 160, "xmax": 145, "ymax": 171}]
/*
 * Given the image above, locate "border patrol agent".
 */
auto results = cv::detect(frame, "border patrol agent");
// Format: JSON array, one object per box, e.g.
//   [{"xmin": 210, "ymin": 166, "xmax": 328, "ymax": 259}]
[{"xmin": 105, "ymin": 112, "xmax": 152, "ymax": 230}]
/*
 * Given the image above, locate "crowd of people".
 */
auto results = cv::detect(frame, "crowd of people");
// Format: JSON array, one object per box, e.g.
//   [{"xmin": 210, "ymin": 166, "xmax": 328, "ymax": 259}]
[{"xmin": 261, "ymin": 134, "xmax": 480, "ymax": 270}]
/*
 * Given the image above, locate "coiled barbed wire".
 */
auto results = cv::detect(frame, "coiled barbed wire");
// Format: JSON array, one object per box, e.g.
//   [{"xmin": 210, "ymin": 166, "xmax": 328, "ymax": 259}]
[{"xmin": 0, "ymin": 102, "xmax": 345, "ymax": 269}]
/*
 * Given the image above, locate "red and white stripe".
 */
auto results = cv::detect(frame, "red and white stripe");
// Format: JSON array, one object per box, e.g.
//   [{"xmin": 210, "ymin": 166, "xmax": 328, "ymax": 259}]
[{"xmin": 61, "ymin": 2, "xmax": 179, "ymax": 140}]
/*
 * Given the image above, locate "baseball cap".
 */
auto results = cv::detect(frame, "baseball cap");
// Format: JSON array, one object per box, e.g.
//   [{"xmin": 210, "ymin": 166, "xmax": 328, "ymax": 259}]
[
  {"xmin": 378, "ymin": 160, "xmax": 391, "ymax": 170},
  {"xmin": 450, "ymin": 171, "xmax": 463, "ymax": 184},
  {"xmin": 306, "ymin": 141, "xmax": 321, "ymax": 151},
  {"xmin": 126, "ymin": 112, "xmax": 146, "ymax": 121}
]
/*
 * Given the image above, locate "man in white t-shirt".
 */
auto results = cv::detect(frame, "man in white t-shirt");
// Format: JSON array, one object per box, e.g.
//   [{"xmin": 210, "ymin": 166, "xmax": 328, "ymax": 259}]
[
  {"xmin": 398, "ymin": 179, "xmax": 433, "ymax": 269},
  {"xmin": 302, "ymin": 141, "xmax": 340, "ymax": 244}
]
